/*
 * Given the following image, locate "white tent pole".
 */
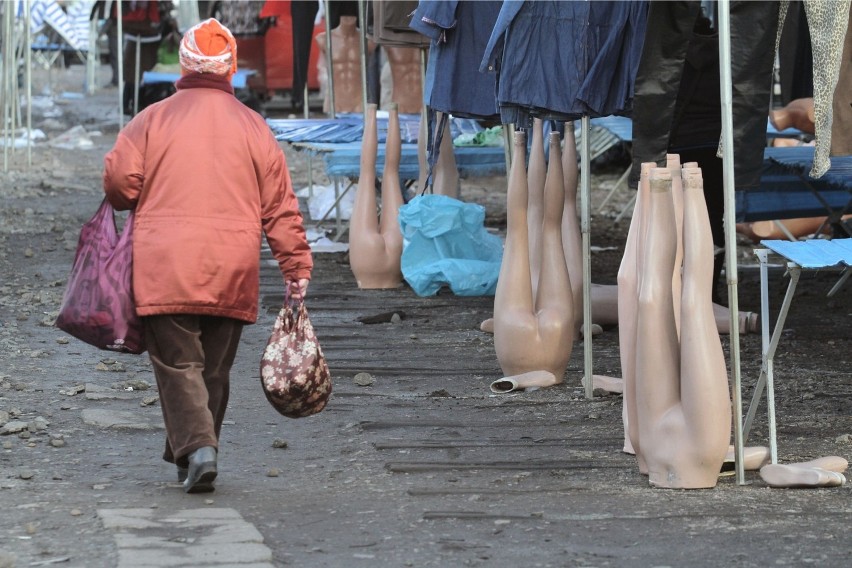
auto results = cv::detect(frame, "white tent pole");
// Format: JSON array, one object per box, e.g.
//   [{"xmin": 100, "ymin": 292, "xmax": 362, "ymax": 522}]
[
  {"xmin": 358, "ymin": 0, "xmax": 367, "ymax": 113},
  {"xmin": 117, "ymin": 0, "xmax": 124, "ymax": 129},
  {"xmin": 133, "ymin": 34, "xmax": 140, "ymax": 114},
  {"xmin": 12, "ymin": 7, "xmax": 21, "ymax": 147},
  {"xmin": 25, "ymin": 0, "xmax": 32, "ymax": 168},
  {"xmin": 87, "ymin": 15, "xmax": 97, "ymax": 95},
  {"xmin": 580, "ymin": 115, "xmax": 593, "ymax": 399},
  {"xmin": 718, "ymin": 0, "xmax": 745, "ymax": 485},
  {"xmin": 323, "ymin": 0, "xmax": 336, "ymax": 119},
  {"xmin": 3, "ymin": 2, "xmax": 12, "ymax": 172}
]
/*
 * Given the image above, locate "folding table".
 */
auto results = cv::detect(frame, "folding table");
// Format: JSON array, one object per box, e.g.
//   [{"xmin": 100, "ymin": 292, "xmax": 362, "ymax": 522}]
[{"xmin": 746, "ymin": 238, "xmax": 852, "ymax": 463}]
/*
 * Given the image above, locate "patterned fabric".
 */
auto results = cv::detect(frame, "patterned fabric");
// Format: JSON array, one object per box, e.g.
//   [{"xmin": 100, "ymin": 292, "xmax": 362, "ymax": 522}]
[
  {"xmin": 215, "ymin": 0, "xmax": 266, "ymax": 35},
  {"xmin": 56, "ymin": 199, "xmax": 145, "ymax": 354},
  {"xmin": 802, "ymin": 0, "xmax": 852, "ymax": 177},
  {"xmin": 260, "ymin": 302, "xmax": 332, "ymax": 419},
  {"xmin": 179, "ymin": 18, "xmax": 237, "ymax": 76}
]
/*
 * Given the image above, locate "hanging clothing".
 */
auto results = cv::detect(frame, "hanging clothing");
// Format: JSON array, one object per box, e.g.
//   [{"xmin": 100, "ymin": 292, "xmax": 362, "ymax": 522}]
[
  {"xmin": 630, "ymin": 1, "xmax": 780, "ymax": 190},
  {"xmin": 778, "ymin": 1, "xmax": 814, "ymax": 104},
  {"xmin": 290, "ymin": 0, "xmax": 319, "ymax": 110},
  {"xmin": 797, "ymin": 0, "xmax": 852, "ymax": 176},
  {"xmin": 480, "ymin": 0, "xmax": 648, "ymax": 127},
  {"xmin": 831, "ymin": 4, "xmax": 852, "ymax": 157},
  {"xmin": 410, "ymin": 0, "xmax": 502, "ymax": 120},
  {"xmin": 215, "ymin": 0, "xmax": 267, "ymax": 35},
  {"xmin": 372, "ymin": 0, "xmax": 429, "ymax": 47},
  {"xmin": 665, "ymin": 11, "xmax": 726, "ymax": 302}
]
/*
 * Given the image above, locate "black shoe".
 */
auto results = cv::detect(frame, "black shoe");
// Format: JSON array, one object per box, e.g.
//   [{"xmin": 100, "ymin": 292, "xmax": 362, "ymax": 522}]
[
  {"xmin": 177, "ymin": 466, "xmax": 188, "ymax": 482},
  {"xmin": 183, "ymin": 446, "xmax": 217, "ymax": 493}
]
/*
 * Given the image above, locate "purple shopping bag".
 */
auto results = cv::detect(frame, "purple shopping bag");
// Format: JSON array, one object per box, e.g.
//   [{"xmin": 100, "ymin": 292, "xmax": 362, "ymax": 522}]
[{"xmin": 55, "ymin": 199, "xmax": 146, "ymax": 354}]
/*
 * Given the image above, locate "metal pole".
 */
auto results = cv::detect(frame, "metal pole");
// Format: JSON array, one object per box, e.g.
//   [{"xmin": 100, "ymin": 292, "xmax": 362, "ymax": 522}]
[
  {"xmin": 305, "ymin": 83, "xmax": 314, "ymax": 201},
  {"xmin": 358, "ymin": 0, "xmax": 368, "ymax": 112},
  {"xmin": 12, "ymin": 8, "xmax": 20, "ymax": 147},
  {"xmin": 718, "ymin": 0, "xmax": 746, "ymax": 485},
  {"xmin": 87, "ymin": 16, "xmax": 97, "ymax": 95},
  {"xmin": 25, "ymin": 0, "xmax": 32, "ymax": 168},
  {"xmin": 323, "ymin": 0, "xmax": 336, "ymax": 119},
  {"xmin": 133, "ymin": 36, "xmax": 141, "ymax": 115},
  {"xmin": 502, "ymin": 124, "xmax": 512, "ymax": 174},
  {"xmin": 3, "ymin": 3, "xmax": 11, "ymax": 172},
  {"xmin": 580, "ymin": 115, "xmax": 593, "ymax": 399},
  {"xmin": 117, "ymin": 0, "xmax": 124, "ymax": 129},
  {"xmin": 419, "ymin": 47, "xmax": 429, "ymax": 188}
]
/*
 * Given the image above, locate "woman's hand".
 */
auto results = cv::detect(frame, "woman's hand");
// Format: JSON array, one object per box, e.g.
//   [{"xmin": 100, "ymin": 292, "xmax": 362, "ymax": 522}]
[{"xmin": 286, "ymin": 278, "xmax": 310, "ymax": 301}]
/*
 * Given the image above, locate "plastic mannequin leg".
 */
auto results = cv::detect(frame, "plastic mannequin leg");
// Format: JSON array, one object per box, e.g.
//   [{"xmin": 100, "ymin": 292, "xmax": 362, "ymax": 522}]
[
  {"xmin": 493, "ymin": 132, "xmax": 574, "ymax": 381},
  {"xmin": 722, "ymin": 445, "xmax": 770, "ymax": 471},
  {"xmin": 490, "ymin": 370, "xmax": 559, "ymax": 394},
  {"xmin": 349, "ymin": 104, "xmax": 404, "ymax": 289},
  {"xmin": 592, "ymin": 375, "xmax": 624, "ymax": 394}
]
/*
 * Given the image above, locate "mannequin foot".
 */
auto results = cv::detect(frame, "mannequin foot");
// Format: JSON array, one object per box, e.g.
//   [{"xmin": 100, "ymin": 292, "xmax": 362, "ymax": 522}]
[
  {"xmin": 490, "ymin": 370, "xmax": 559, "ymax": 393},
  {"xmin": 739, "ymin": 311, "xmax": 760, "ymax": 335},
  {"xmin": 760, "ymin": 464, "xmax": 846, "ymax": 488},
  {"xmin": 789, "ymin": 456, "xmax": 848, "ymax": 473},
  {"xmin": 722, "ymin": 445, "xmax": 770, "ymax": 472},
  {"xmin": 579, "ymin": 324, "xmax": 604, "ymax": 338},
  {"xmin": 479, "ymin": 318, "xmax": 494, "ymax": 334},
  {"xmin": 592, "ymin": 374, "xmax": 623, "ymax": 394}
]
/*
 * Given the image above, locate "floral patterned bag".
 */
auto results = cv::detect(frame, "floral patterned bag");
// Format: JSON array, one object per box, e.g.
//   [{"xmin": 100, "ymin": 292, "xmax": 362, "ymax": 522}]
[{"xmin": 260, "ymin": 299, "xmax": 332, "ymax": 418}]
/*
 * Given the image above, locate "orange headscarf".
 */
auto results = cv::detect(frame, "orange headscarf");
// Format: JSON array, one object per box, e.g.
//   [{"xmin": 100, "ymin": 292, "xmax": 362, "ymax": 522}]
[{"xmin": 179, "ymin": 18, "xmax": 237, "ymax": 76}]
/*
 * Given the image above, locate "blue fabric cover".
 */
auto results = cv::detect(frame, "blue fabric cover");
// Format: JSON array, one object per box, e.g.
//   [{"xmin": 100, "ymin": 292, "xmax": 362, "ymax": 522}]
[
  {"xmin": 398, "ymin": 195, "xmax": 504, "ymax": 296},
  {"xmin": 761, "ymin": 239, "xmax": 852, "ymax": 269}
]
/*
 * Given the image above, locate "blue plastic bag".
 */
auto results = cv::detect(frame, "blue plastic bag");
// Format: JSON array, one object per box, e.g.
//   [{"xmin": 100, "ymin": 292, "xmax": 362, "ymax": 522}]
[{"xmin": 398, "ymin": 195, "xmax": 504, "ymax": 296}]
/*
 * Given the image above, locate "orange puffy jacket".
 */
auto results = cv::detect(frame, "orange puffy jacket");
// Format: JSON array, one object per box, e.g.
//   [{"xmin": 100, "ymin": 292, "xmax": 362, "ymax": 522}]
[{"xmin": 103, "ymin": 74, "xmax": 312, "ymax": 323}]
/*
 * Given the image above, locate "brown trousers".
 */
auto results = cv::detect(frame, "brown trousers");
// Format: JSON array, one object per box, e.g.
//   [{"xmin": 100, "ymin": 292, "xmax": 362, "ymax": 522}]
[{"xmin": 144, "ymin": 315, "xmax": 244, "ymax": 467}]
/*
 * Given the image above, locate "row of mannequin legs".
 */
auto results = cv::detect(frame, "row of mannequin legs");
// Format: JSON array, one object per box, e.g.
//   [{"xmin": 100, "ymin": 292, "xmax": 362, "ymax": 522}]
[
  {"xmin": 348, "ymin": 113, "xmax": 846, "ymax": 489},
  {"xmin": 490, "ymin": 122, "xmax": 846, "ymax": 489}
]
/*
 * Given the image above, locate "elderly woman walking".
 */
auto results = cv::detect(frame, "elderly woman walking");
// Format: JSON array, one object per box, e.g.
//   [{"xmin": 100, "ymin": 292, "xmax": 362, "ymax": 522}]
[{"xmin": 103, "ymin": 19, "xmax": 313, "ymax": 493}]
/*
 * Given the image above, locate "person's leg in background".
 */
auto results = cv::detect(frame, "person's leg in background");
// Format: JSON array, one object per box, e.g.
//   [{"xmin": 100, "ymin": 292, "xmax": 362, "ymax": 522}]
[
  {"xmin": 290, "ymin": 0, "xmax": 319, "ymax": 113},
  {"xmin": 122, "ymin": 36, "xmax": 162, "ymax": 115},
  {"xmin": 106, "ymin": 18, "xmax": 119, "ymax": 86}
]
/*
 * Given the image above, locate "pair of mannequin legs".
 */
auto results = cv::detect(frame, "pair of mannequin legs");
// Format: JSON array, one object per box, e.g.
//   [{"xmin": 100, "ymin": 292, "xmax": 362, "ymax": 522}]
[
  {"xmin": 491, "ymin": 128, "xmax": 575, "ymax": 392},
  {"xmin": 348, "ymin": 103, "xmax": 405, "ymax": 289},
  {"xmin": 619, "ymin": 162, "xmax": 732, "ymax": 488},
  {"xmin": 484, "ymin": 124, "xmax": 756, "ymax": 397}
]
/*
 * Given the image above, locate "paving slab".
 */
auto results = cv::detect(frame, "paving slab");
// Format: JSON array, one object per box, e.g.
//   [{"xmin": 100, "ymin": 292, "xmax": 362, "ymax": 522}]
[{"xmin": 98, "ymin": 508, "xmax": 273, "ymax": 567}]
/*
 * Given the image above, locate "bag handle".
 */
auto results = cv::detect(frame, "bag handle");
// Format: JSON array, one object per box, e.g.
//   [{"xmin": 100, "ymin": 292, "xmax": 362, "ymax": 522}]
[
  {"xmin": 283, "ymin": 285, "xmax": 305, "ymax": 308},
  {"xmin": 93, "ymin": 198, "xmax": 119, "ymax": 241}
]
